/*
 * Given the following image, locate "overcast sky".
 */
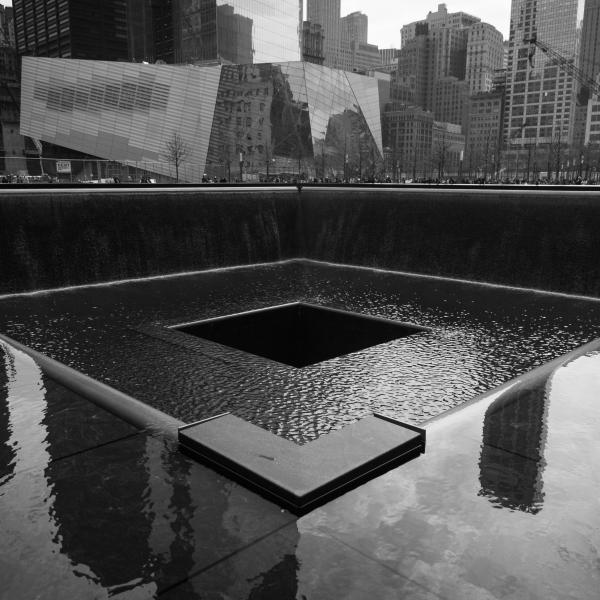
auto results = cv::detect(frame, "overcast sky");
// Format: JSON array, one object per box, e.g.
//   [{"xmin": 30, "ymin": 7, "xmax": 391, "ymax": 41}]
[
  {"xmin": 340, "ymin": 1, "xmax": 511, "ymax": 47},
  {"xmin": 299, "ymin": 2, "xmax": 511, "ymax": 48},
  {"xmin": 0, "ymin": 1, "xmax": 512, "ymax": 48}
]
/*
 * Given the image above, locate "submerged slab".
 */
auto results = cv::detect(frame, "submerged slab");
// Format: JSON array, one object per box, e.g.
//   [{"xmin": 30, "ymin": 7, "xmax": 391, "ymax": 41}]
[{"xmin": 178, "ymin": 413, "xmax": 425, "ymax": 513}]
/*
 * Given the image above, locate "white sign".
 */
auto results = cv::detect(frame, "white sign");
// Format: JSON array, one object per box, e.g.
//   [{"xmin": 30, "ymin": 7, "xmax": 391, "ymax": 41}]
[{"xmin": 56, "ymin": 160, "xmax": 72, "ymax": 174}]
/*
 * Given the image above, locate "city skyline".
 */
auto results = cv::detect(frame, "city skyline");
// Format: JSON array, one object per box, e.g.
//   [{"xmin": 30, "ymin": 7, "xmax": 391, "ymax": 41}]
[
  {"xmin": 310, "ymin": 1, "xmax": 511, "ymax": 46},
  {"xmin": 0, "ymin": 1, "xmax": 512, "ymax": 48}
]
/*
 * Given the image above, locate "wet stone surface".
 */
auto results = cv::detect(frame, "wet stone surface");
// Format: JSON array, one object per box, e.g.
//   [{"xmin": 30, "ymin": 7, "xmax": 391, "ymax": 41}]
[
  {"xmin": 2, "ymin": 261, "xmax": 600, "ymax": 443},
  {"xmin": 1, "ymin": 279, "xmax": 600, "ymax": 599},
  {"xmin": 0, "ymin": 347, "xmax": 294, "ymax": 598}
]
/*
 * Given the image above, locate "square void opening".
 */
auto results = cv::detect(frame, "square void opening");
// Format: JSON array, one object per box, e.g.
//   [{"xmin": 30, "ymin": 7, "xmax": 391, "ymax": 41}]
[{"xmin": 174, "ymin": 303, "xmax": 427, "ymax": 368}]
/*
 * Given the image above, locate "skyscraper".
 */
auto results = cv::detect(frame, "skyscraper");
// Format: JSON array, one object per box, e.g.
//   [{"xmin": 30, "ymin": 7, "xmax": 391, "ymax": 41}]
[
  {"xmin": 466, "ymin": 22, "xmax": 505, "ymax": 94},
  {"xmin": 580, "ymin": 0, "xmax": 600, "ymax": 91},
  {"xmin": 13, "ymin": 1, "xmax": 302, "ymax": 65},
  {"xmin": 504, "ymin": 0, "xmax": 586, "ymax": 152},
  {"xmin": 394, "ymin": 6, "xmax": 502, "ymax": 127},
  {"xmin": 306, "ymin": 0, "xmax": 341, "ymax": 68},
  {"xmin": 401, "ymin": 3, "xmax": 480, "ymax": 47},
  {"xmin": 577, "ymin": 0, "xmax": 600, "ymax": 148},
  {"xmin": 13, "ymin": 0, "xmax": 129, "ymax": 60},
  {"xmin": 338, "ymin": 11, "xmax": 380, "ymax": 73},
  {"xmin": 341, "ymin": 11, "xmax": 368, "ymax": 47}
]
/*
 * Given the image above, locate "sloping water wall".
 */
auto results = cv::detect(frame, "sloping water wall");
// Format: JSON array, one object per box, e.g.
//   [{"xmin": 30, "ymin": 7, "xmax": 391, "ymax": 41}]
[
  {"xmin": 0, "ymin": 188, "xmax": 300, "ymax": 293},
  {"xmin": 300, "ymin": 187, "xmax": 600, "ymax": 297},
  {"xmin": 2, "ymin": 185, "xmax": 600, "ymax": 296}
]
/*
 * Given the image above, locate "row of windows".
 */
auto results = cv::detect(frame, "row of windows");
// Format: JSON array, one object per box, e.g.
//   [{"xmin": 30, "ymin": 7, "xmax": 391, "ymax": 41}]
[{"xmin": 34, "ymin": 74, "xmax": 171, "ymax": 114}]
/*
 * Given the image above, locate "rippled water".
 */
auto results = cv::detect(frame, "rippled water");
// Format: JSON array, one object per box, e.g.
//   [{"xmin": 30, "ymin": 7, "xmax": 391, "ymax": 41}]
[{"xmin": 2, "ymin": 261, "xmax": 600, "ymax": 443}]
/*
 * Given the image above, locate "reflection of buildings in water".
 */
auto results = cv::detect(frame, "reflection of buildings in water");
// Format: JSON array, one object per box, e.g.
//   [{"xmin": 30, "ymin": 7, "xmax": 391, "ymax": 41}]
[
  {"xmin": 0, "ymin": 343, "xmax": 301, "ymax": 593},
  {"xmin": 0, "ymin": 345, "xmax": 110, "ymax": 597},
  {"xmin": 0, "ymin": 346, "xmax": 16, "ymax": 481},
  {"xmin": 478, "ymin": 379, "xmax": 550, "ymax": 514}
]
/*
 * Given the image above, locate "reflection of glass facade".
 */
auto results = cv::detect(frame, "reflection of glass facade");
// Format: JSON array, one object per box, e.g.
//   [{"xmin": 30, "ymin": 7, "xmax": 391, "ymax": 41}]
[
  {"xmin": 216, "ymin": 0, "xmax": 302, "ymax": 64},
  {"xmin": 158, "ymin": 0, "xmax": 302, "ymax": 65},
  {"xmin": 479, "ymin": 385, "xmax": 548, "ymax": 514},
  {"xmin": 20, "ymin": 57, "xmax": 383, "ymax": 183}
]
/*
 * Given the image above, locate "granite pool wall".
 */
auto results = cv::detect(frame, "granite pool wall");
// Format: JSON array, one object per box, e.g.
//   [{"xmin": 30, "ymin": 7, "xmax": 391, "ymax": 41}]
[{"xmin": 2, "ymin": 185, "xmax": 600, "ymax": 296}]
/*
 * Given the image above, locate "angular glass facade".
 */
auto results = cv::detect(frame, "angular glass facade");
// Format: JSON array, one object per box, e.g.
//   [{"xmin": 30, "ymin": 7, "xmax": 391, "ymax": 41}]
[
  {"xmin": 20, "ymin": 57, "xmax": 383, "ymax": 183},
  {"xmin": 216, "ymin": 0, "xmax": 302, "ymax": 64}
]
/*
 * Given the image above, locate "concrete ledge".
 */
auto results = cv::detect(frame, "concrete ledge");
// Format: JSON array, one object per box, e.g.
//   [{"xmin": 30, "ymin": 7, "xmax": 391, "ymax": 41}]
[
  {"xmin": 178, "ymin": 413, "xmax": 425, "ymax": 514},
  {"xmin": 0, "ymin": 333, "xmax": 183, "ymax": 438}
]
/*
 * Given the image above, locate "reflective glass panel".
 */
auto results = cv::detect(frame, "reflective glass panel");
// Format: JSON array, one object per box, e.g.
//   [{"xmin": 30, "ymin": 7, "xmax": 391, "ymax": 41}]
[
  {"xmin": 205, "ymin": 62, "xmax": 312, "ymax": 181},
  {"xmin": 216, "ymin": 0, "xmax": 302, "ymax": 63}
]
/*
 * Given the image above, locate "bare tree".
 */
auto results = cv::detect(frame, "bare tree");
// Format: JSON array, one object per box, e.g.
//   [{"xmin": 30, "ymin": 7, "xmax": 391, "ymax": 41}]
[
  {"xmin": 432, "ymin": 132, "xmax": 451, "ymax": 180},
  {"xmin": 163, "ymin": 132, "xmax": 190, "ymax": 182}
]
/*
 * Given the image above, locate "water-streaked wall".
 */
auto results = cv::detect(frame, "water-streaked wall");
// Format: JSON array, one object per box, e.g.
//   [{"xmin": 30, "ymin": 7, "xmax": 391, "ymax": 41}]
[
  {"xmin": 2, "ymin": 187, "xmax": 600, "ymax": 296},
  {"xmin": 0, "ymin": 188, "xmax": 300, "ymax": 293}
]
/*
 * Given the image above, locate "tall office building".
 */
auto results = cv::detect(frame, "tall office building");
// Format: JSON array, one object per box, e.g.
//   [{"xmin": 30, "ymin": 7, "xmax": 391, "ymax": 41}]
[
  {"xmin": 580, "ymin": 0, "xmax": 600, "ymax": 90},
  {"xmin": 13, "ymin": 1, "xmax": 302, "ymax": 65},
  {"xmin": 577, "ymin": 0, "xmax": 600, "ymax": 147},
  {"xmin": 13, "ymin": 0, "xmax": 129, "ymax": 60},
  {"xmin": 504, "ymin": 0, "xmax": 586, "ymax": 150},
  {"xmin": 341, "ymin": 11, "xmax": 368, "ymax": 47},
  {"xmin": 401, "ymin": 3, "xmax": 480, "ymax": 47},
  {"xmin": 393, "ymin": 24, "xmax": 430, "ymax": 107},
  {"xmin": 337, "ymin": 11, "xmax": 380, "ymax": 73},
  {"xmin": 306, "ymin": 0, "xmax": 341, "ymax": 68},
  {"xmin": 466, "ymin": 22, "xmax": 505, "ymax": 94},
  {"xmin": 395, "ymin": 6, "xmax": 502, "ymax": 127}
]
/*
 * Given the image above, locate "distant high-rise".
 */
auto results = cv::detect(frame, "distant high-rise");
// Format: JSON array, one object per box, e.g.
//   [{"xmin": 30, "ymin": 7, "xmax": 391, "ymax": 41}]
[
  {"xmin": 401, "ymin": 3, "xmax": 480, "ymax": 47},
  {"xmin": 306, "ymin": 0, "xmax": 341, "ymax": 68},
  {"xmin": 580, "ymin": 0, "xmax": 600, "ymax": 91},
  {"xmin": 504, "ymin": 0, "xmax": 586, "ymax": 149},
  {"xmin": 341, "ymin": 11, "xmax": 368, "ymax": 46},
  {"xmin": 13, "ymin": 0, "xmax": 129, "ymax": 60},
  {"xmin": 466, "ymin": 22, "xmax": 504, "ymax": 94},
  {"xmin": 394, "ymin": 5, "xmax": 502, "ymax": 127},
  {"xmin": 338, "ymin": 11, "xmax": 380, "ymax": 73}
]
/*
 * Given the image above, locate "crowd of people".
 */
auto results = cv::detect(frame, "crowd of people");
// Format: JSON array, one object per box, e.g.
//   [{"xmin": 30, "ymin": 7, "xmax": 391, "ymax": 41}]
[{"xmin": 3, "ymin": 173, "xmax": 599, "ymax": 186}]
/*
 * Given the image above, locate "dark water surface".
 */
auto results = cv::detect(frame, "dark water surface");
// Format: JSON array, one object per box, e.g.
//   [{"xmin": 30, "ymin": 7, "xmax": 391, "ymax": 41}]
[{"xmin": 2, "ymin": 261, "xmax": 600, "ymax": 443}]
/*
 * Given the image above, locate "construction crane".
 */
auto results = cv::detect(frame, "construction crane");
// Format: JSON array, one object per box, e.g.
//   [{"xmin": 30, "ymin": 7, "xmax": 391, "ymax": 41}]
[{"xmin": 525, "ymin": 34, "xmax": 600, "ymax": 103}]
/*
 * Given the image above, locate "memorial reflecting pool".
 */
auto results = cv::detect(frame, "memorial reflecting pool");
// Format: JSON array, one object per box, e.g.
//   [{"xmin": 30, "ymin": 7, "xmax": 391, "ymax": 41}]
[
  {"xmin": 2, "ymin": 324, "xmax": 599, "ymax": 598},
  {"xmin": 2, "ymin": 260, "xmax": 600, "ymax": 443}
]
